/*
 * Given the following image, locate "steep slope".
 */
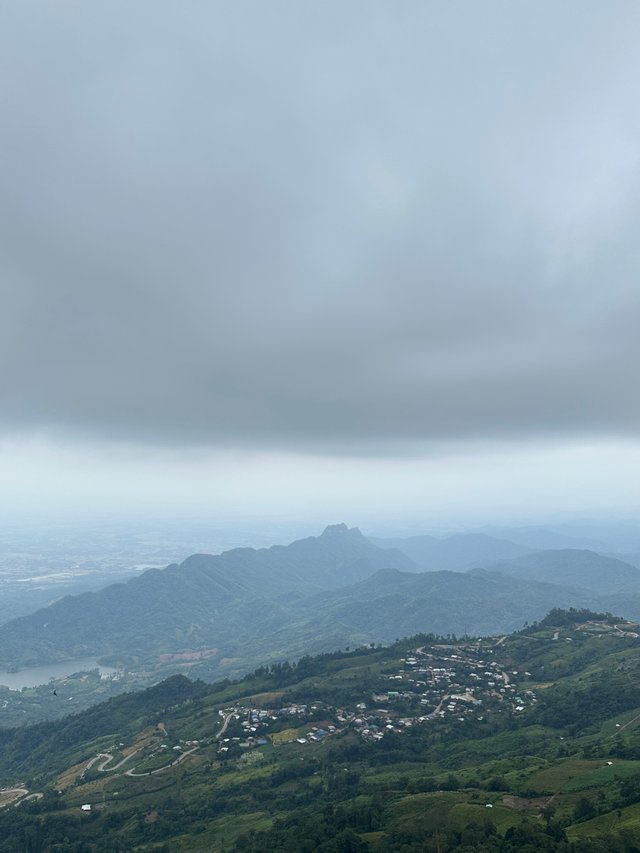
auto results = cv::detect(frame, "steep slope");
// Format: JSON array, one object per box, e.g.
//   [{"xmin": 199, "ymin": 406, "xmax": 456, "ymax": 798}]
[
  {"xmin": 4, "ymin": 529, "xmax": 635, "ymax": 694},
  {"xmin": 370, "ymin": 532, "xmax": 531, "ymax": 571},
  {"xmin": 0, "ymin": 525, "xmax": 415, "ymax": 670}
]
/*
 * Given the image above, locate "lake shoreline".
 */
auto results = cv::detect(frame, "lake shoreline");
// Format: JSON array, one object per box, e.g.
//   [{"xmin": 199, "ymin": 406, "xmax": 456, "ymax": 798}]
[{"xmin": 0, "ymin": 658, "xmax": 120, "ymax": 691}]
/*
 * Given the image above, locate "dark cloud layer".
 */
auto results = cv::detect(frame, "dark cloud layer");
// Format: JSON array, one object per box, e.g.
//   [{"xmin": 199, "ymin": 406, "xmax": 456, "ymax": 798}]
[{"xmin": 2, "ymin": 2, "xmax": 640, "ymax": 452}]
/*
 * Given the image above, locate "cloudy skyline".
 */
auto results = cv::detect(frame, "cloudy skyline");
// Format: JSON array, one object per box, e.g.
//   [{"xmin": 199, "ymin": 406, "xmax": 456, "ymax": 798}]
[{"xmin": 2, "ymin": 2, "xmax": 640, "ymax": 528}]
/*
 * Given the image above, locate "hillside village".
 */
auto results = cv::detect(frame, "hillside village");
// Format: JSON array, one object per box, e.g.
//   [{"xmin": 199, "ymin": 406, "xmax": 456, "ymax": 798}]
[
  {"xmin": 5, "ymin": 617, "xmax": 636, "ymax": 796},
  {"xmin": 0, "ymin": 635, "xmax": 545, "ymax": 802},
  {"xmin": 215, "ymin": 638, "xmax": 539, "ymax": 754},
  {"xmin": 4, "ymin": 614, "xmax": 640, "ymax": 852},
  {"xmin": 213, "ymin": 618, "xmax": 638, "ymax": 757},
  {"xmin": 28, "ymin": 636, "xmax": 544, "ymax": 787}
]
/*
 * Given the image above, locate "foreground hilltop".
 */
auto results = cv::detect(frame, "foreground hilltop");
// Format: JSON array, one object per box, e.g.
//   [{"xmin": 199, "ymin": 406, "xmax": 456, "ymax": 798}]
[{"xmin": 3, "ymin": 609, "xmax": 640, "ymax": 850}]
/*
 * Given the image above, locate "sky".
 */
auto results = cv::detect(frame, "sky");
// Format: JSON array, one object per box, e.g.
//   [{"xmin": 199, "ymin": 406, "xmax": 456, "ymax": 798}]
[{"xmin": 1, "ymin": 1, "xmax": 640, "ymax": 531}]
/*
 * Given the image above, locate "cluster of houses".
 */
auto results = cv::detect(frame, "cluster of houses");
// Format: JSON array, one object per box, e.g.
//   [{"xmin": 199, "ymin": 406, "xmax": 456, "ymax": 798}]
[
  {"xmin": 294, "ymin": 726, "xmax": 334, "ymax": 745},
  {"xmin": 216, "ymin": 701, "xmax": 334, "ymax": 752},
  {"xmin": 379, "ymin": 644, "xmax": 539, "ymax": 724},
  {"xmin": 213, "ymin": 640, "xmax": 538, "ymax": 753}
]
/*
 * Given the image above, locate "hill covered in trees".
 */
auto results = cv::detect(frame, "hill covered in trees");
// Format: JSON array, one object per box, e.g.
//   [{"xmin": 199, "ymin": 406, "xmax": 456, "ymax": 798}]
[
  {"xmin": 4, "ymin": 525, "xmax": 640, "ymax": 704},
  {"xmin": 3, "ymin": 609, "xmax": 640, "ymax": 850}
]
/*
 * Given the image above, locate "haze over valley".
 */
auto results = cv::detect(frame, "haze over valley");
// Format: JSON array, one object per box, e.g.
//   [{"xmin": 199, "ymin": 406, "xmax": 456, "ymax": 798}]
[
  {"xmin": 4, "ymin": 518, "xmax": 640, "ymax": 730},
  {"xmin": 2, "ymin": 1, "xmax": 640, "ymax": 849}
]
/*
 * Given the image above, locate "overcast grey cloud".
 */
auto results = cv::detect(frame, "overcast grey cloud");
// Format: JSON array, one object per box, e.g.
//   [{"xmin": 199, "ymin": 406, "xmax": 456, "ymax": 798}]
[{"xmin": 2, "ymin": 1, "xmax": 640, "ymax": 455}]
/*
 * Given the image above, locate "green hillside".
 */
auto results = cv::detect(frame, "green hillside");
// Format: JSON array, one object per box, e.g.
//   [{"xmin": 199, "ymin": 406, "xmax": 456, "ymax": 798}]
[
  {"xmin": 0, "ymin": 525, "xmax": 416, "ymax": 672},
  {"xmin": 3, "ymin": 609, "xmax": 640, "ymax": 851},
  {"xmin": 0, "ymin": 527, "xmax": 622, "ymax": 698}
]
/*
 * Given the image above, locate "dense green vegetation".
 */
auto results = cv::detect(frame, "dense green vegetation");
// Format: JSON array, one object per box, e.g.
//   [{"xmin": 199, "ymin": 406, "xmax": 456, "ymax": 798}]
[
  {"xmin": 0, "ymin": 526, "xmax": 416, "ymax": 674},
  {"xmin": 6, "ymin": 525, "xmax": 640, "ymax": 711},
  {"xmin": 2, "ymin": 610, "xmax": 640, "ymax": 850}
]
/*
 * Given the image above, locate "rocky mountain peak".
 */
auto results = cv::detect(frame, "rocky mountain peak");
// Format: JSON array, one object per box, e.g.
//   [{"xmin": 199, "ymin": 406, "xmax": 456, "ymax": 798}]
[{"xmin": 321, "ymin": 523, "xmax": 361, "ymax": 537}]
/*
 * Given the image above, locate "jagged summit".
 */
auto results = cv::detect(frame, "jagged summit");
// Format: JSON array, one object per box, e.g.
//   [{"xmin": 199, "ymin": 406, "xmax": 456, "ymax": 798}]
[{"xmin": 321, "ymin": 523, "xmax": 362, "ymax": 537}]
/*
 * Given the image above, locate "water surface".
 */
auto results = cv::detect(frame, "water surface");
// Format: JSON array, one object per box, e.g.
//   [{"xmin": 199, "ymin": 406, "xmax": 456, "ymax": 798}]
[{"xmin": 0, "ymin": 658, "xmax": 119, "ymax": 690}]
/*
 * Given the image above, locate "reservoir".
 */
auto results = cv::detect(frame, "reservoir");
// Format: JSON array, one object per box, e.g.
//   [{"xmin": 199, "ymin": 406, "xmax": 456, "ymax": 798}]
[{"xmin": 0, "ymin": 658, "xmax": 119, "ymax": 691}]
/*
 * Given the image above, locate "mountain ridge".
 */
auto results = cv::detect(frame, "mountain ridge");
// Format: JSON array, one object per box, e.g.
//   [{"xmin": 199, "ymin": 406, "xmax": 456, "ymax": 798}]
[
  {"xmin": 3, "ymin": 527, "xmax": 640, "ymax": 697},
  {"xmin": 369, "ymin": 531, "xmax": 532, "ymax": 571}
]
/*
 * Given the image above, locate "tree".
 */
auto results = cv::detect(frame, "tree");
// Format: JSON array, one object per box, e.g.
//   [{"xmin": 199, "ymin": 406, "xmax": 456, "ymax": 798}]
[{"xmin": 574, "ymin": 796, "xmax": 597, "ymax": 822}]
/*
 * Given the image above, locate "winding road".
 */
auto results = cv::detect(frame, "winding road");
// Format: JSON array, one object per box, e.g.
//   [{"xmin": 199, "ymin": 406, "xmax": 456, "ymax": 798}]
[
  {"xmin": 72, "ymin": 709, "xmax": 239, "ymax": 789},
  {"xmin": 125, "ymin": 746, "xmax": 199, "ymax": 777},
  {"xmin": 83, "ymin": 750, "xmax": 142, "ymax": 776},
  {"xmin": 81, "ymin": 744, "xmax": 199, "ymax": 779}
]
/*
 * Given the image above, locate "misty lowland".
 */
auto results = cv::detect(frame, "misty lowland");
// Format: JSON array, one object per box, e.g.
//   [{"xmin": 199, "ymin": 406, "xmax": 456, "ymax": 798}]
[{"xmin": 5, "ymin": 521, "xmax": 640, "ymax": 851}]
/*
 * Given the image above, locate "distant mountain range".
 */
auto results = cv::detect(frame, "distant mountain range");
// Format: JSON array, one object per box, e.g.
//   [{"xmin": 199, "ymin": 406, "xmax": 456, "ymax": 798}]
[
  {"xmin": 477, "ymin": 518, "xmax": 640, "ymax": 552},
  {"xmin": 478, "ymin": 549, "xmax": 640, "ymax": 595},
  {"xmin": 3, "ymin": 524, "xmax": 640, "ymax": 684},
  {"xmin": 476, "ymin": 524, "xmax": 609, "ymax": 551},
  {"xmin": 369, "ymin": 532, "xmax": 531, "ymax": 571}
]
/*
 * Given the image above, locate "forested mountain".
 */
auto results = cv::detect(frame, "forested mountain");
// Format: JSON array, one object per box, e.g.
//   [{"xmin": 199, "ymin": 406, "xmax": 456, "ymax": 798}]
[
  {"xmin": 3, "ymin": 610, "xmax": 640, "ymax": 851},
  {"xmin": 283, "ymin": 567, "xmax": 591, "ymax": 643},
  {"xmin": 0, "ymin": 525, "xmax": 415, "ymax": 672},
  {"xmin": 3, "ymin": 527, "xmax": 640, "ymax": 695}
]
